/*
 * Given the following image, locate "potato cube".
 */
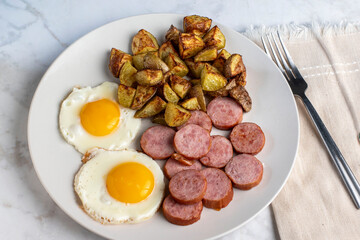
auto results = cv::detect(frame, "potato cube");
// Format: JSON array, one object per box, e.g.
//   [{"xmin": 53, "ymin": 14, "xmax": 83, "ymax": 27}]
[
  {"xmin": 163, "ymin": 82, "xmax": 180, "ymax": 103},
  {"xmin": 183, "ymin": 15, "xmax": 212, "ymax": 37},
  {"xmin": 179, "ymin": 33, "xmax": 205, "ymax": 59},
  {"xmin": 143, "ymin": 53, "xmax": 169, "ymax": 73},
  {"xmin": 231, "ymin": 71, "xmax": 247, "ymax": 87},
  {"xmin": 134, "ymin": 96, "xmax": 167, "ymax": 118},
  {"xmin": 203, "ymin": 26, "xmax": 226, "ymax": 50},
  {"xmin": 188, "ymin": 84, "xmax": 206, "ymax": 111},
  {"xmin": 159, "ymin": 41, "xmax": 179, "ymax": 60},
  {"xmin": 165, "ymin": 53, "xmax": 189, "ymax": 77},
  {"xmin": 184, "ymin": 59, "xmax": 206, "ymax": 78},
  {"xmin": 109, "ymin": 48, "xmax": 132, "ymax": 78},
  {"xmin": 130, "ymin": 85, "xmax": 157, "ymax": 110},
  {"xmin": 134, "ymin": 69, "xmax": 163, "ymax": 86},
  {"xmin": 165, "ymin": 102, "xmax": 191, "ymax": 127},
  {"xmin": 119, "ymin": 61, "xmax": 137, "ymax": 87},
  {"xmin": 170, "ymin": 75, "xmax": 191, "ymax": 99},
  {"xmin": 229, "ymin": 85, "xmax": 252, "ymax": 112},
  {"xmin": 165, "ymin": 25, "xmax": 181, "ymax": 45},
  {"xmin": 117, "ymin": 84, "xmax": 136, "ymax": 108},
  {"xmin": 194, "ymin": 47, "xmax": 217, "ymax": 62},
  {"xmin": 132, "ymin": 51, "xmax": 158, "ymax": 70},
  {"xmin": 152, "ymin": 113, "xmax": 167, "ymax": 125},
  {"xmin": 224, "ymin": 54, "xmax": 246, "ymax": 78},
  {"xmin": 180, "ymin": 97, "xmax": 200, "ymax": 110},
  {"xmin": 212, "ymin": 49, "xmax": 231, "ymax": 73},
  {"xmin": 131, "ymin": 29, "xmax": 159, "ymax": 55},
  {"xmin": 200, "ymin": 63, "xmax": 227, "ymax": 91}
]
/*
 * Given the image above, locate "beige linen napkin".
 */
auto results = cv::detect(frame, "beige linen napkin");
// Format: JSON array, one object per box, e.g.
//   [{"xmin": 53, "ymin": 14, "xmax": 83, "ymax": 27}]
[{"xmin": 245, "ymin": 23, "xmax": 360, "ymax": 239}]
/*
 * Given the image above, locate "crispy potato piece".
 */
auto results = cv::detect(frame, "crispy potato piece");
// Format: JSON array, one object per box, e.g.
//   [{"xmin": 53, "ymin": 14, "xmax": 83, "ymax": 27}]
[
  {"xmin": 179, "ymin": 33, "xmax": 205, "ymax": 59},
  {"xmin": 109, "ymin": 48, "xmax": 132, "ymax": 78},
  {"xmin": 131, "ymin": 29, "xmax": 159, "ymax": 55},
  {"xmin": 180, "ymin": 97, "xmax": 200, "ymax": 110},
  {"xmin": 152, "ymin": 113, "xmax": 167, "ymax": 125},
  {"xmin": 231, "ymin": 71, "xmax": 247, "ymax": 87},
  {"xmin": 134, "ymin": 96, "xmax": 167, "ymax": 118},
  {"xmin": 205, "ymin": 77, "xmax": 238, "ymax": 98},
  {"xmin": 212, "ymin": 49, "xmax": 231, "ymax": 73},
  {"xmin": 134, "ymin": 69, "xmax": 163, "ymax": 86},
  {"xmin": 224, "ymin": 54, "xmax": 246, "ymax": 78},
  {"xmin": 188, "ymin": 84, "xmax": 206, "ymax": 111},
  {"xmin": 200, "ymin": 63, "xmax": 227, "ymax": 91},
  {"xmin": 117, "ymin": 84, "xmax": 136, "ymax": 108},
  {"xmin": 159, "ymin": 41, "xmax": 179, "ymax": 60},
  {"xmin": 131, "ymin": 85, "xmax": 157, "ymax": 110},
  {"xmin": 132, "ymin": 51, "xmax": 158, "ymax": 70},
  {"xmin": 170, "ymin": 75, "xmax": 191, "ymax": 99},
  {"xmin": 190, "ymin": 79, "xmax": 201, "ymax": 85},
  {"xmin": 163, "ymin": 82, "xmax": 180, "ymax": 103},
  {"xmin": 194, "ymin": 47, "xmax": 217, "ymax": 62},
  {"xmin": 165, "ymin": 25, "xmax": 181, "ymax": 45},
  {"xmin": 203, "ymin": 26, "xmax": 226, "ymax": 50},
  {"xmin": 229, "ymin": 85, "xmax": 252, "ymax": 112},
  {"xmin": 183, "ymin": 15, "xmax": 212, "ymax": 37},
  {"xmin": 165, "ymin": 102, "xmax": 191, "ymax": 127},
  {"xmin": 119, "ymin": 61, "xmax": 137, "ymax": 87},
  {"xmin": 143, "ymin": 53, "xmax": 169, "ymax": 73},
  {"xmin": 165, "ymin": 53, "xmax": 189, "ymax": 77},
  {"xmin": 184, "ymin": 59, "xmax": 205, "ymax": 78}
]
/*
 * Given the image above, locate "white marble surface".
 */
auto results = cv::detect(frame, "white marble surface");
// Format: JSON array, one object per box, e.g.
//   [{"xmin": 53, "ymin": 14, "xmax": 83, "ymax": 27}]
[{"xmin": 1, "ymin": 0, "xmax": 360, "ymax": 239}]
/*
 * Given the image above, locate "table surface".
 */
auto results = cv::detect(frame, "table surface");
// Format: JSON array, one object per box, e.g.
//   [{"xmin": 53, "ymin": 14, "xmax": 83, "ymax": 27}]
[{"xmin": 1, "ymin": 0, "xmax": 360, "ymax": 239}]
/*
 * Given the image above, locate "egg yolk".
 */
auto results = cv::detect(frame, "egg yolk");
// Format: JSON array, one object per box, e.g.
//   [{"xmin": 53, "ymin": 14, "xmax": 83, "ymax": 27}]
[
  {"xmin": 106, "ymin": 162, "xmax": 154, "ymax": 203},
  {"xmin": 80, "ymin": 99, "xmax": 120, "ymax": 136}
]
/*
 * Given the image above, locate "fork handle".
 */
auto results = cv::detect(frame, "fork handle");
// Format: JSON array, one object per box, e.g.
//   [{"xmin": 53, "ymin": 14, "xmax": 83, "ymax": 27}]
[{"xmin": 299, "ymin": 94, "xmax": 360, "ymax": 209}]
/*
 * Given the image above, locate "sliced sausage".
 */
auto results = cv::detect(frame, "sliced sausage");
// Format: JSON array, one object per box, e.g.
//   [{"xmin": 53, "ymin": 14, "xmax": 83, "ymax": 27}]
[
  {"xmin": 171, "ymin": 153, "xmax": 195, "ymax": 166},
  {"xmin": 162, "ymin": 195, "xmax": 203, "ymax": 226},
  {"xmin": 169, "ymin": 169, "xmax": 207, "ymax": 204},
  {"xmin": 225, "ymin": 154, "xmax": 263, "ymax": 190},
  {"xmin": 177, "ymin": 110, "xmax": 212, "ymax": 132},
  {"xmin": 140, "ymin": 125, "xmax": 176, "ymax": 159},
  {"xmin": 230, "ymin": 122, "xmax": 265, "ymax": 154},
  {"xmin": 201, "ymin": 168, "xmax": 233, "ymax": 210},
  {"xmin": 164, "ymin": 158, "xmax": 202, "ymax": 179},
  {"xmin": 200, "ymin": 135, "xmax": 233, "ymax": 168},
  {"xmin": 207, "ymin": 97, "xmax": 243, "ymax": 130},
  {"xmin": 173, "ymin": 124, "xmax": 211, "ymax": 160}
]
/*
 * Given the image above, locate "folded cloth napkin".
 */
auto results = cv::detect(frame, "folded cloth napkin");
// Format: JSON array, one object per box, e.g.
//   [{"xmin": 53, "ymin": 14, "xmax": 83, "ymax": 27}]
[{"xmin": 245, "ymin": 23, "xmax": 360, "ymax": 240}]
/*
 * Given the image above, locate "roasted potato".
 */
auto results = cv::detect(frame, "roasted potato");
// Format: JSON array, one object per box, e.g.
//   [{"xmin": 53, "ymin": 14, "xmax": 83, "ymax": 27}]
[
  {"xmin": 200, "ymin": 63, "xmax": 227, "ymax": 91},
  {"xmin": 231, "ymin": 71, "xmax": 247, "ymax": 87},
  {"xmin": 131, "ymin": 85, "xmax": 157, "ymax": 110},
  {"xmin": 134, "ymin": 69, "xmax": 163, "ymax": 86},
  {"xmin": 212, "ymin": 49, "xmax": 231, "ymax": 73},
  {"xmin": 163, "ymin": 82, "xmax": 180, "ymax": 103},
  {"xmin": 229, "ymin": 85, "xmax": 252, "ymax": 112},
  {"xmin": 180, "ymin": 97, "xmax": 200, "ymax": 110},
  {"xmin": 205, "ymin": 77, "xmax": 237, "ymax": 98},
  {"xmin": 143, "ymin": 53, "xmax": 169, "ymax": 73},
  {"xmin": 131, "ymin": 29, "xmax": 159, "ymax": 55},
  {"xmin": 170, "ymin": 75, "xmax": 191, "ymax": 98},
  {"xmin": 224, "ymin": 54, "xmax": 246, "ymax": 78},
  {"xmin": 134, "ymin": 96, "xmax": 167, "ymax": 118},
  {"xmin": 119, "ymin": 61, "xmax": 137, "ymax": 87},
  {"xmin": 184, "ymin": 59, "xmax": 206, "ymax": 78},
  {"xmin": 183, "ymin": 15, "xmax": 212, "ymax": 37},
  {"xmin": 190, "ymin": 79, "xmax": 201, "ymax": 85},
  {"xmin": 165, "ymin": 25, "xmax": 181, "ymax": 45},
  {"xmin": 194, "ymin": 47, "xmax": 217, "ymax": 62},
  {"xmin": 164, "ymin": 102, "xmax": 191, "ymax": 127},
  {"xmin": 203, "ymin": 26, "xmax": 226, "ymax": 50},
  {"xmin": 109, "ymin": 48, "xmax": 132, "ymax": 78},
  {"xmin": 159, "ymin": 41, "xmax": 179, "ymax": 60},
  {"xmin": 152, "ymin": 113, "xmax": 167, "ymax": 125},
  {"xmin": 179, "ymin": 33, "xmax": 205, "ymax": 59},
  {"xmin": 165, "ymin": 53, "xmax": 189, "ymax": 77},
  {"xmin": 132, "ymin": 51, "xmax": 158, "ymax": 70},
  {"xmin": 188, "ymin": 84, "xmax": 206, "ymax": 111},
  {"xmin": 118, "ymin": 84, "xmax": 136, "ymax": 108}
]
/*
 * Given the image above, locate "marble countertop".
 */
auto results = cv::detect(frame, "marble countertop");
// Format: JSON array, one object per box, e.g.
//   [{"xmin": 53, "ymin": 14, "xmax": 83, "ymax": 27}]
[{"xmin": 1, "ymin": 0, "xmax": 360, "ymax": 239}]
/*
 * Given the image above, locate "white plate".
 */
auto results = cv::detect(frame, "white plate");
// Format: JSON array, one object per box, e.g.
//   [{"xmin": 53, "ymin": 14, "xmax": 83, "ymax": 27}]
[{"xmin": 28, "ymin": 14, "xmax": 299, "ymax": 240}]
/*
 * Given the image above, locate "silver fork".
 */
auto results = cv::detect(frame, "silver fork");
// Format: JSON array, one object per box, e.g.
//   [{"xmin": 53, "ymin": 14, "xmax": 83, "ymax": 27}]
[{"xmin": 262, "ymin": 32, "xmax": 360, "ymax": 209}]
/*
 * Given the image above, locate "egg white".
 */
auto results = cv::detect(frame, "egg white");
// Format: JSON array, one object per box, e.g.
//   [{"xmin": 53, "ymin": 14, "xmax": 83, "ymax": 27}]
[
  {"xmin": 59, "ymin": 81, "xmax": 141, "ymax": 154},
  {"xmin": 74, "ymin": 148, "xmax": 165, "ymax": 224}
]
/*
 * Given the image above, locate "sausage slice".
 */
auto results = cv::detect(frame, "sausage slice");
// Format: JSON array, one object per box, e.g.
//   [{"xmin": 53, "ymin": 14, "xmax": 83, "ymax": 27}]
[
  {"xmin": 207, "ymin": 97, "xmax": 243, "ymax": 130},
  {"xmin": 164, "ymin": 158, "xmax": 202, "ymax": 179},
  {"xmin": 230, "ymin": 122, "xmax": 265, "ymax": 154},
  {"xmin": 200, "ymin": 135, "xmax": 233, "ymax": 168},
  {"xmin": 162, "ymin": 195, "xmax": 203, "ymax": 226},
  {"xmin": 169, "ymin": 169, "xmax": 207, "ymax": 204},
  {"xmin": 201, "ymin": 168, "xmax": 233, "ymax": 210},
  {"xmin": 177, "ymin": 110, "xmax": 212, "ymax": 132},
  {"xmin": 140, "ymin": 125, "xmax": 176, "ymax": 159},
  {"xmin": 225, "ymin": 154, "xmax": 263, "ymax": 190}
]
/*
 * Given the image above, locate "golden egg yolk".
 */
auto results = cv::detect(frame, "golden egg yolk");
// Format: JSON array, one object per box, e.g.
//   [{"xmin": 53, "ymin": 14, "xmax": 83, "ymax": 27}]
[
  {"xmin": 106, "ymin": 162, "xmax": 154, "ymax": 203},
  {"xmin": 80, "ymin": 99, "xmax": 120, "ymax": 136}
]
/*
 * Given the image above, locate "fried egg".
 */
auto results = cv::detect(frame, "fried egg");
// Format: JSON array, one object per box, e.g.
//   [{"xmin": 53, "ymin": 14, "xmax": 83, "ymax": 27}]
[
  {"xmin": 74, "ymin": 148, "xmax": 165, "ymax": 224},
  {"xmin": 59, "ymin": 81, "xmax": 141, "ymax": 153}
]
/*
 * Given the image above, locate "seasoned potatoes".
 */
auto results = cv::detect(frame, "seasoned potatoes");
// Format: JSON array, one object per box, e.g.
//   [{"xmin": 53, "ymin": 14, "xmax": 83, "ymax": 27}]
[
  {"xmin": 213, "ymin": 49, "xmax": 231, "ymax": 74},
  {"xmin": 194, "ymin": 47, "xmax": 217, "ymax": 62},
  {"xmin": 165, "ymin": 25, "xmax": 181, "ymax": 45},
  {"xmin": 159, "ymin": 41, "xmax": 179, "ymax": 60},
  {"xmin": 163, "ymin": 82, "xmax": 180, "ymax": 103},
  {"xmin": 201, "ymin": 63, "xmax": 227, "ymax": 91},
  {"xmin": 180, "ymin": 97, "xmax": 200, "ymax": 110},
  {"xmin": 131, "ymin": 85, "xmax": 157, "ymax": 110},
  {"xmin": 119, "ymin": 61, "xmax": 137, "ymax": 87},
  {"xmin": 135, "ymin": 69, "xmax": 163, "ymax": 86},
  {"xmin": 203, "ymin": 26, "xmax": 226, "ymax": 49},
  {"xmin": 183, "ymin": 15, "xmax": 212, "ymax": 37},
  {"xmin": 164, "ymin": 102, "xmax": 191, "ymax": 127},
  {"xmin": 224, "ymin": 54, "xmax": 246, "ymax": 78},
  {"xmin": 118, "ymin": 84, "xmax": 136, "ymax": 108},
  {"xmin": 165, "ymin": 53, "xmax": 189, "ymax": 77},
  {"xmin": 179, "ymin": 33, "xmax": 205, "ymax": 59},
  {"xmin": 134, "ymin": 96, "xmax": 167, "ymax": 118},
  {"xmin": 170, "ymin": 75, "xmax": 191, "ymax": 99},
  {"xmin": 132, "ymin": 29, "xmax": 159, "ymax": 55},
  {"xmin": 109, "ymin": 48, "xmax": 132, "ymax": 78},
  {"xmin": 188, "ymin": 85, "xmax": 206, "ymax": 112}
]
